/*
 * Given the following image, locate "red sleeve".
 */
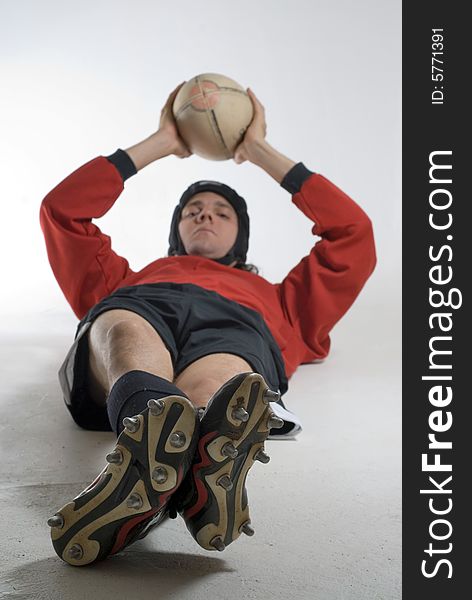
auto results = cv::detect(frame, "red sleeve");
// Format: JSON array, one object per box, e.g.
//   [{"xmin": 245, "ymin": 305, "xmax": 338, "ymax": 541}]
[
  {"xmin": 277, "ymin": 173, "xmax": 377, "ymax": 361},
  {"xmin": 39, "ymin": 156, "xmax": 134, "ymax": 319}
]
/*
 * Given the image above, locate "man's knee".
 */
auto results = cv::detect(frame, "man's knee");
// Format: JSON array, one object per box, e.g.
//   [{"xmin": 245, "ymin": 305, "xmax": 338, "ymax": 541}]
[
  {"xmin": 89, "ymin": 309, "xmax": 163, "ymax": 353},
  {"xmin": 175, "ymin": 353, "xmax": 253, "ymax": 406},
  {"xmin": 87, "ymin": 308, "xmax": 174, "ymax": 385},
  {"xmin": 105, "ymin": 319, "xmax": 149, "ymax": 352}
]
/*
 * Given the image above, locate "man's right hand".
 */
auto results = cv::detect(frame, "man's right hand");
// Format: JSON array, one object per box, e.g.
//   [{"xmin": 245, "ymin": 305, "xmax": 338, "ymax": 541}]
[
  {"xmin": 125, "ymin": 83, "xmax": 192, "ymax": 171},
  {"xmin": 157, "ymin": 83, "xmax": 192, "ymax": 159}
]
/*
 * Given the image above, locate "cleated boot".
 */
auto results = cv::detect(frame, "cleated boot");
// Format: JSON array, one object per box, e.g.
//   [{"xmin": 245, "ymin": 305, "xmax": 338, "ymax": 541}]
[
  {"xmin": 47, "ymin": 395, "xmax": 199, "ymax": 566},
  {"xmin": 174, "ymin": 372, "xmax": 281, "ymax": 551}
]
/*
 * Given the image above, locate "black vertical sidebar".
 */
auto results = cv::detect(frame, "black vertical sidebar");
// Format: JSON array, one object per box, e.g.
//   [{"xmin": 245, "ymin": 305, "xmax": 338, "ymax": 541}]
[{"xmin": 403, "ymin": 2, "xmax": 469, "ymax": 598}]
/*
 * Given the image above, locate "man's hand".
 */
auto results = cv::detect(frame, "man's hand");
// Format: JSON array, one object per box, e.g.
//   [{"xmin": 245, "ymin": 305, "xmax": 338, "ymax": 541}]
[
  {"xmin": 233, "ymin": 89, "xmax": 267, "ymax": 165},
  {"xmin": 233, "ymin": 88, "xmax": 296, "ymax": 183},
  {"xmin": 157, "ymin": 83, "xmax": 192, "ymax": 159},
  {"xmin": 125, "ymin": 83, "xmax": 192, "ymax": 171}
]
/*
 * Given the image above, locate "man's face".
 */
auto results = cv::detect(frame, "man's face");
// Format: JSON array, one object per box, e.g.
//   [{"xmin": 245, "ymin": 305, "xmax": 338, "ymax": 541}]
[{"xmin": 178, "ymin": 192, "xmax": 238, "ymax": 260}]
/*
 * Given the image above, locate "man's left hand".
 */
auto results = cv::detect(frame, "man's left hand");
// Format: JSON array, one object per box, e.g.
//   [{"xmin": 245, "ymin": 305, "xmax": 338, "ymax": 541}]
[{"xmin": 233, "ymin": 89, "xmax": 268, "ymax": 164}]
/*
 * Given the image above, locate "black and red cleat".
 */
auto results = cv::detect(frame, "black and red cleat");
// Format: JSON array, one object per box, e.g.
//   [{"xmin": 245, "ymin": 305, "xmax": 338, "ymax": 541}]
[
  {"xmin": 47, "ymin": 395, "xmax": 199, "ymax": 566},
  {"xmin": 175, "ymin": 372, "xmax": 282, "ymax": 551}
]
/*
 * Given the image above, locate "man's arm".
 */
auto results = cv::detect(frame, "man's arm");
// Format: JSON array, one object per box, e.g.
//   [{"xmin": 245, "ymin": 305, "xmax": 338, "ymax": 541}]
[
  {"xmin": 40, "ymin": 84, "xmax": 192, "ymax": 319},
  {"xmin": 40, "ymin": 156, "xmax": 134, "ymax": 319},
  {"xmin": 277, "ymin": 174, "xmax": 376, "ymax": 361},
  {"xmin": 234, "ymin": 89, "xmax": 376, "ymax": 361},
  {"xmin": 233, "ymin": 88, "xmax": 296, "ymax": 183},
  {"xmin": 124, "ymin": 82, "xmax": 191, "ymax": 170}
]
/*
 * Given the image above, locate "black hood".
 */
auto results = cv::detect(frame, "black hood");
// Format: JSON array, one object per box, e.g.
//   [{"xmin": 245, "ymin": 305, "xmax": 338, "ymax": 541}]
[{"xmin": 167, "ymin": 180, "xmax": 249, "ymax": 266}]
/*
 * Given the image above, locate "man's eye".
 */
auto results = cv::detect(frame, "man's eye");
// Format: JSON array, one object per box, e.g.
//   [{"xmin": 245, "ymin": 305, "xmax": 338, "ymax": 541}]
[{"xmin": 218, "ymin": 213, "xmax": 229, "ymax": 219}]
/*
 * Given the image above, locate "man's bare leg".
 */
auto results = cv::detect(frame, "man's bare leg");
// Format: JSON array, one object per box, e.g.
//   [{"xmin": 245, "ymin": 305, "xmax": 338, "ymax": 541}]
[
  {"xmin": 49, "ymin": 309, "xmax": 202, "ymax": 566},
  {"xmin": 50, "ymin": 308, "xmax": 276, "ymax": 562},
  {"xmin": 175, "ymin": 353, "xmax": 253, "ymax": 408},
  {"xmin": 86, "ymin": 308, "xmax": 252, "ymax": 409},
  {"xmin": 87, "ymin": 309, "xmax": 174, "ymax": 406}
]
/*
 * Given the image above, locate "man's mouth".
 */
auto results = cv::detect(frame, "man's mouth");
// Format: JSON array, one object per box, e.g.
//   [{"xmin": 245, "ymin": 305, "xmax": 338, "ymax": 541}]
[{"xmin": 193, "ymin": 228, "xmax": 216, "ymax": 235}]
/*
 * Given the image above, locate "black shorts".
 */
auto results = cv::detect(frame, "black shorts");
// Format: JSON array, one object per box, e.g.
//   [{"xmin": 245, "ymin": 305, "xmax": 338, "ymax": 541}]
[{"xmin": 59, "ymin": 282, "xmax": 288, "ymax": 431}]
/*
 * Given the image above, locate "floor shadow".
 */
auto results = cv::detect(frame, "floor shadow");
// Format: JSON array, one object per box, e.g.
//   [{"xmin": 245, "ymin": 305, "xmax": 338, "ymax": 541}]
[{"xmin": 2, "ymin": 550, "xmax": 234, "ymax": 600}]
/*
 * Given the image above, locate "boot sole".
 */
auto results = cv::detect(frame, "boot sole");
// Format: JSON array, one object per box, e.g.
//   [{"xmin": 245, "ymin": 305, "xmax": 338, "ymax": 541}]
[
  {"xmin": 49, "ymin": 395, "xmax": 198, "ymax": 566},
  {"xmin": 183, "ymin": 373, "xmax": 274, "ymax": 551}
]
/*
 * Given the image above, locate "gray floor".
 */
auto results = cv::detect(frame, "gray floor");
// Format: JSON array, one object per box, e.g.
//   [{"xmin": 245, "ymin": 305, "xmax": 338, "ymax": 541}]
[{"xmin": 0, "ymin": 302, "xmax": 401, "ymax": 600}]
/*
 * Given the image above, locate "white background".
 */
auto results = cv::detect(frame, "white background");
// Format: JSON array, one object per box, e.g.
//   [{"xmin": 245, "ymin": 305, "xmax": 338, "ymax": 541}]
[
  {"xmin": 0, "ymin": 0, "xmax": 400, "ymax": 319},
  {"xmin": 0, "ymin": 2, "xmax": 401, "ymax": 597}
]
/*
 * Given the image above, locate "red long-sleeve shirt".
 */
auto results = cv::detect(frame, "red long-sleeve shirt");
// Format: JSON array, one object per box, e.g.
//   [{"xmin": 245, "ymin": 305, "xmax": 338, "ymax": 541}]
[{"xmin": 40, "ymin": 156, "xmax": 376, "ymax": 378}]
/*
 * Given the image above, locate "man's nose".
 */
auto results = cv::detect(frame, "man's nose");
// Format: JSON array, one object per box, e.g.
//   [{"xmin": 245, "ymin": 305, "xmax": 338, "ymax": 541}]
[{"xmin": 196, "ymin": 209, "xmax": 213, "ymax": 223}]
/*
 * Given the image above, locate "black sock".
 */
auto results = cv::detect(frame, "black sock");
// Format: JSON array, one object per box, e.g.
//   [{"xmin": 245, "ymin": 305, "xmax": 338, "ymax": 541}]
[{"xmin": 106, "ymin": 370, "xmax": 188, "ymax": 435}]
